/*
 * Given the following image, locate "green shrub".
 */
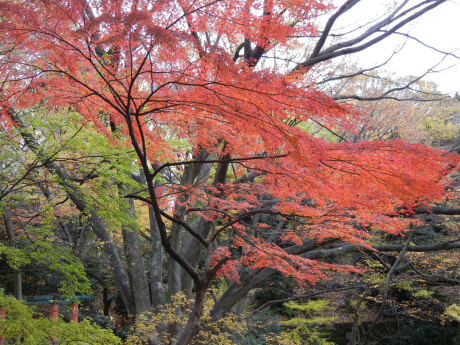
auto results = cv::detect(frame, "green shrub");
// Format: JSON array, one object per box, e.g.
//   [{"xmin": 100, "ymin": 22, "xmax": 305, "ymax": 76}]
[{"xmin": 0, "ymin": 292, "xmax": 120, "ymax": 344}]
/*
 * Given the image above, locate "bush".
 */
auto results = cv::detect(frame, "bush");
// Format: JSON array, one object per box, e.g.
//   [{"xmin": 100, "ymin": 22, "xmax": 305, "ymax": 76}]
[{"xmin": 0, "ymin": 291, "xmax": 120, "ymax": 344}]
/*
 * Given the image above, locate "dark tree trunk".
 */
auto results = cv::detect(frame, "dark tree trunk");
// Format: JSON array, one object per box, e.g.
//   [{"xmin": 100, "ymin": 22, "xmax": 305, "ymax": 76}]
[{"xmin": 119, "ymin": 183, "xmax": 151, "ymax": 315}]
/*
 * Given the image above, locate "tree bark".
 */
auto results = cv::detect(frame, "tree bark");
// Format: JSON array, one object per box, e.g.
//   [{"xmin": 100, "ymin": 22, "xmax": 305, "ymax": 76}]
[
  {"xmin": 119, "ymin": 187, "xmax": 151, "ymax": 316},
  {"xmin": 148, "ymin": 206, "xmax": 165, "ymax": 309},
  {"xmin": 166, "ymin": 149, "xmax": 211, "ymax": 298},
  {"xmin": 174, "ymin": 282, "xmax": 208, "ymax": 345},
  {"xmin": 10, "ymin": 111, "xmax": 133, "ymax": 313},
  {"xmin": 180, "ymin": 155, "xmax": 229, "ymax": 295},
  {"xmin": 1, "ymin": 202, "xmax": 22, "ymax": 300}
]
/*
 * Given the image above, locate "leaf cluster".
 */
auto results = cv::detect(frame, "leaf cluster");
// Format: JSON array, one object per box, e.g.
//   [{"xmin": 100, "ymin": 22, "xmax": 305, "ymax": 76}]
[{"xmin": 0, "ymin": 292, "xmax": 120, "ymax": 344}]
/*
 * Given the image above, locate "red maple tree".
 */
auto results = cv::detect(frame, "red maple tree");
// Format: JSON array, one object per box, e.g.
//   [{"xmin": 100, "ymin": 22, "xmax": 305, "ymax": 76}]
[{"xmin": 0, "ymin": 0, "xmax": 456, "ymax": 343}]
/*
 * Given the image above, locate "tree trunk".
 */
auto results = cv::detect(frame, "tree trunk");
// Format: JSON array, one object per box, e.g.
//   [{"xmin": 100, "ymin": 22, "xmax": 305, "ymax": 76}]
[
  {"xmin": 1, "ymin": 200, "xmax": 22, "ymax": 300},
  {"xmin": 180, "ymin": 156, "xmax": 229, "ymax": 295},
  {"xmin": 88, "ymin": 209, "xmax": 133, "ymax": 314},
  {"xmin": 167, "ymin": 150, "xmax": 209, "ymax": 298},
  {"xmin": 148, "ymin": 206, "xmax": 165, "ymax": 309},
  {"xmin": 180, "ymin": 218, "xmax": 213, "ymax": 296},
  {"xmin": 11, "ymin": 111, "xmax": 133, "ymax": 313},
  {"xmin": 120, "ymin": 189, "xmax": 151, "ymax": 316},
  {"xmin": 167, "ymin": 220, "xmax": 183, "ymax": 297},
  {"xmin": 174, "ymin": 283, "xmax": 208, "ymax": 345}
]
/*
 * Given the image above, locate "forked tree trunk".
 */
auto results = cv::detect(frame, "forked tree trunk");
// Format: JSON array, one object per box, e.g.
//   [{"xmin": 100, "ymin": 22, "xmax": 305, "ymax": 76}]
[{"xmin": 166, "ymin": 149, "xmax": 210, "ymax": 298}]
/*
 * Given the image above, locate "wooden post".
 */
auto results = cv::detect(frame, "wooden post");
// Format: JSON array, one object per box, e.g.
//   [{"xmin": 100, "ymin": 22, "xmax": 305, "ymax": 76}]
[
  {"xmin": 69, "ymin": 303, "xmax": 78, "ymax": 323},
  {"xmin": 49, "ymin": 304, "xmax": 58, "ymax": 321},
  {"xmin": 0, "ymin": 307, "xmax": 6, "ymax": 344},
  {"xmin": 49, "ymin": 304, "xmax": 59, "ymax": 344}
]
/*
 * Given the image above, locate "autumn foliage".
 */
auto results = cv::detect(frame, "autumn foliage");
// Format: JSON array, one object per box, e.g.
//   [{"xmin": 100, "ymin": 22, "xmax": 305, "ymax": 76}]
[{"xmin": 0, "ymin": 0, "xmax": 457, "ymax": 343}]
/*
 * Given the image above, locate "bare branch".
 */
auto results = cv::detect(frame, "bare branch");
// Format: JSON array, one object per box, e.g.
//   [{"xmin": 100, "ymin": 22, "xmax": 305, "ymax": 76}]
[
  {"xmin": 362, "ymin": 232, "xmax": 413, "ymax": 345},
  {"xmin": 293, "ymin": 0, "xmax": 448, "ymax": 71},
  {"xmin": 309, "ymin": 0, "xmax": 362, "ymax": 60},
  {"xmin": 251, "ymin": 282, "xmax": 380, "ymax": 315}
]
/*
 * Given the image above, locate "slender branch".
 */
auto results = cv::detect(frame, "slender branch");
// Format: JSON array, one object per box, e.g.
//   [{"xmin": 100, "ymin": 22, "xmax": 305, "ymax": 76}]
[
  {"xmin": 159, "ymin": 209, "xmax": 209, "ymax": 248},
  {"xmin": 411, "ymin": 263, "xmax": 459, "ymax": 285},
  {"xmin": 293, "ymin": 0, "xmax": 448, "ymax": 71},
  {"xmin": 362, "ymin": 232, "xmax": 413, "ymax": 345},
  {"xmin": 252, "ymin": 282, "xmax": 381, "ymax": 315},
  {"xmin": 150, "ymin": 154, "xmax": 288, "ymax": 179}
]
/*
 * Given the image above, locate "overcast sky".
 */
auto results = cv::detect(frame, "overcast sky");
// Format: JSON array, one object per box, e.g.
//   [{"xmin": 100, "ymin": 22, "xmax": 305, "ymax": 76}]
[{"xmin": 329, "ymin": 0, "xmax": 460, "ymax": 95}]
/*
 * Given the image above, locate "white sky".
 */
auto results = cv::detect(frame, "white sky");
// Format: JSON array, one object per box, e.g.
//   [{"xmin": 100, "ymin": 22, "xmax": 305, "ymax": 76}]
[{"xmin": 329, "ymin": 0, "xmax": 460, "ymax": 95}]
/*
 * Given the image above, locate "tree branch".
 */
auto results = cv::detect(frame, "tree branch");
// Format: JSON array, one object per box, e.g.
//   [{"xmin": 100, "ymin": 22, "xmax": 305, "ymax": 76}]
[
  {"xmin": 251, "ymin": 282, "xmax": 379, "ymax": 315},
  {"xmin": 293, "ymin": 0, "xmax": 448, "ymax": 71},
  {"xmin": 362, "ymin": 232, "xmax": 413, "ymax": 345}
]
